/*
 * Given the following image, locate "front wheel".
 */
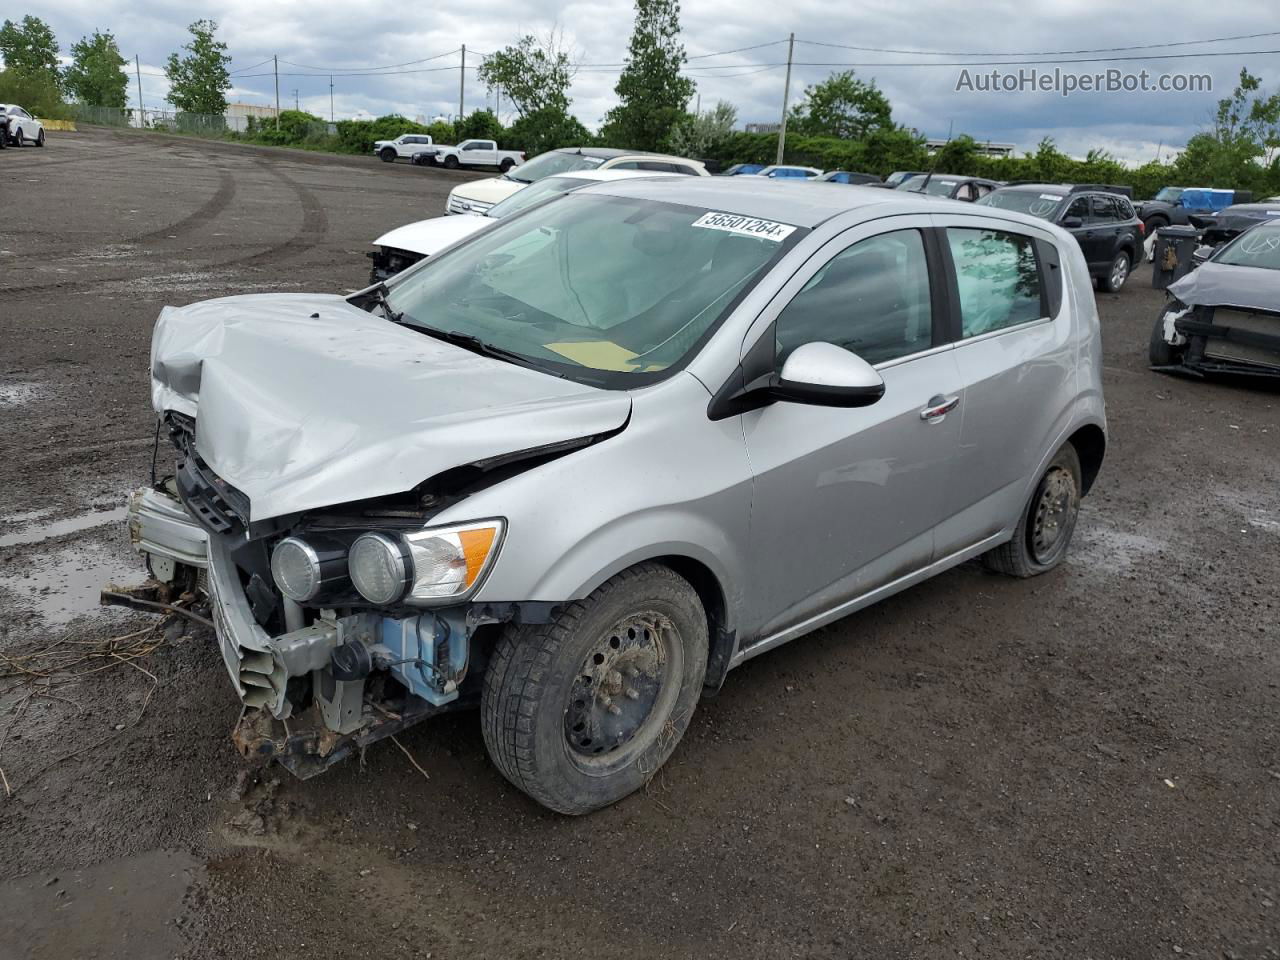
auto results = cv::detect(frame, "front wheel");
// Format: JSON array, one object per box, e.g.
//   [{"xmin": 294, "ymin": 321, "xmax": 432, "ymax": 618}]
[
  {"xmin": 1149, "ymin": 304, "xmax": 1184, "ymax": 367},
  {"xmin": 12, "ymin": 128, "xmax": 22, "ymax": 147},
  {"xmin": 499, "ymin": 157, "xmax": 514, "ymax": 172},
  {"xmin": 35, "ymin": 129, "xmax": 44, "ymax": 147},
  {"xmin": 379, "ymin": 148, "xmax": 396, "ymax": 162},
  {"xmin": 983, "ymin": 443, "xmax": 1082, "ymax": 578},
  {"xmin": 1101, "ymin": 251, "xmax": 1130, "ymax": 293},
  {"xmin": 481, "ymin": 563, "xmax": 708, "ymax": 815},
  {"xmin": 443, "ymin": 154, "xmax": 459, "ymax": 170}
]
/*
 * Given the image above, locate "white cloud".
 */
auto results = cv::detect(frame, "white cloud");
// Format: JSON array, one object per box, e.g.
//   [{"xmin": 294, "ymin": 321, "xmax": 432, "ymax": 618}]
[{"xmin": 33, "ymin": 0, "xmax": 1280, "ymax": 161}]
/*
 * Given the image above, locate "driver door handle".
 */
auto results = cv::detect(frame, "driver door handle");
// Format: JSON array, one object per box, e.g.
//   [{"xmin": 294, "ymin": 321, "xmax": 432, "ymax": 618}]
[{"xmin": 920, "ymin": 395, "xmax": 960, "ymax": 421}]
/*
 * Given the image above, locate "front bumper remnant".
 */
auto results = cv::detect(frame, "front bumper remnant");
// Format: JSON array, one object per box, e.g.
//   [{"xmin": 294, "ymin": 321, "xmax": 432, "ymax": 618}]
[{"xmin": 127, "ymin": 485, "xmax": 209, "ymax": 577}]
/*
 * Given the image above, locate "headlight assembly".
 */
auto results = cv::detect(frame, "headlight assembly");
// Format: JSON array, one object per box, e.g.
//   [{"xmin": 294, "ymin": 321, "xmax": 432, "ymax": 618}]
[
  {"xmin": 403, "ymin": 519, "xmax": 504, "ymax": 603},
  {"xmin": 348, "ymin": 533, "xmax": 412, "ymax": 605},
  {"xmin": 270, "ymin": 536, "xmax": 348, "ymax": 602}
]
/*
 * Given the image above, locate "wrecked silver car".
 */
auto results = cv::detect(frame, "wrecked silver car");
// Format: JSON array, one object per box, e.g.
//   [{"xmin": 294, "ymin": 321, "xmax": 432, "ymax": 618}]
[
  {"xmin": 126, "ymin": 178, "xmax": 1106, "ymax": 814},
  {"xmin": 1150, "ymin": 218, "xmax": 1280, "ymax": 379}
]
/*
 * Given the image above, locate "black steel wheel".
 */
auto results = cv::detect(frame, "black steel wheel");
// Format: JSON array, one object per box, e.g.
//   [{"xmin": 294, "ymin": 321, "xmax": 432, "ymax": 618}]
[
  {"xmin": 443, "ymin": 154, "xmax": 459, "ymax": 169},
  {"xmin": 379, "ymin": 147, "xmax": 396, "ymax": 162},
  {"xmin": 481, "ymin": 562, "xmax": 708, "ymax": 815},
  {"xmin": 983, "ymin": 443, "xmax": 1082, "ymax": 578}
]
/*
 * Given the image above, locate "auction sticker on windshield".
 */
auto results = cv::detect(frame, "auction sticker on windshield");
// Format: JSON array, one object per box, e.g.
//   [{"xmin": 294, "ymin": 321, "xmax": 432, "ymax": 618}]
[{"xmin": 692, "ymin": 212, "xmax": 796, "ymax": 242}]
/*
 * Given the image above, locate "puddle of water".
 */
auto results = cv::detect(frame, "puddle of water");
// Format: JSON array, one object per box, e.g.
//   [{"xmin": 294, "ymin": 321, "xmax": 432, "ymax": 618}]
[
  {"xmin": 0, "ymin": 540, "xmax": 141, "ymax": 625},
  {"xmin": 0, "ymin": 382, "xmax": 41, "ymax": 405},
  {"xmin": 0, "ymin": 848, "xmax": 203, "ymax": 960},
  {"xmin": 0, "ymin": 506, "xmax": 128, "ymax": 549}
]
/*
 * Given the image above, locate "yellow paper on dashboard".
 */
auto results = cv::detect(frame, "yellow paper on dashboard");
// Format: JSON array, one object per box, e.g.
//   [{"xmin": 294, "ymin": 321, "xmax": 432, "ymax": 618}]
[{"xmin": 544, "ymin": 340, "xmax": 639, "ymax": 371}]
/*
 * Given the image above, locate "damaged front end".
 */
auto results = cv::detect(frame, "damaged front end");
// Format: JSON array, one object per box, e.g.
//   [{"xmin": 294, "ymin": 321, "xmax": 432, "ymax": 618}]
[{"xmin": 124, "ymin": 413, "xmax": 583, "ymax": 778}]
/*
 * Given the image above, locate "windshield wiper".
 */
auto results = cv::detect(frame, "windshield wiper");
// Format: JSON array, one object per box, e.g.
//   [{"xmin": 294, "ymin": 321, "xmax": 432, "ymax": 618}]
[
  {"xmin": 406, "ymin": 325, "xmax": 562, "ymax": 375},
  {"xmin": 364, "ymin": 282, "xmax": 404, "ymax": 323}
]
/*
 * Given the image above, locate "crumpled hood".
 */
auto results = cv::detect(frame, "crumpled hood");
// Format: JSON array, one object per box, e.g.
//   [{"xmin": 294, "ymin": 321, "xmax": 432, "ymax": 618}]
[
  {"xmin": 151, "ymin": 293, "xmax": 630, "ymax": 521},
  {"xmin": 373, "ymin": 214, "xmax": 490, "ymax": 257},
  {"xmin": 1168, "ymin": 261, "xmax": 1280, "ymax": 315}
]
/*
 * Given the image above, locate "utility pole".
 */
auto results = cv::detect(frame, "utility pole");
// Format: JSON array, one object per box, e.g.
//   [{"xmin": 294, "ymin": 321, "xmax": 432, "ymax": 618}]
[
  {"xmin": 134, "ymin": 54, "xmax": 144, "ymax": 127},
  {"xmin": 293, "ymin": 89, "xmax": 300, "ymax": 111},
  {"xmin": 459, "ymin": 44, "xmax": 466, "ymax": 121},
  {"xmin": 273, "ymin": 55, "xmax": 280, "ymax": 130},
  {"xmin": 329, "ymin": 76, "xmax": 334, "ymax": 122},
  {"xmin": 776, "ymin": 32, "xmax": 795, "ymax": 165}
]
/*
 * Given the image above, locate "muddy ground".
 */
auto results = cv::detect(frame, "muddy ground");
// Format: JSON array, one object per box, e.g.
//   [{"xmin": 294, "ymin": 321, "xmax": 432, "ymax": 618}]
[{"xmin": 0, "ymin": 126, "xmax": 1277, "ymax": 960}]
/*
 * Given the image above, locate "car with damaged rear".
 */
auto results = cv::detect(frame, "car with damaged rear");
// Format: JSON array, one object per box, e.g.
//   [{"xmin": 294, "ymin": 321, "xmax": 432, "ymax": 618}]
[
  {"xmin": 1150, "ymin": 218, "xmax": 1280, "ymax": 380},
  {"xmin": 125, "ymin": 177, "xmax": 1106, "ymax": 814}
]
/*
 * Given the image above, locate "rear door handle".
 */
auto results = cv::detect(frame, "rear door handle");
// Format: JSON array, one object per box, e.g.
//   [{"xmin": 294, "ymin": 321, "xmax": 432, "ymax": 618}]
[{"xmin": 920, "ymin": 395, "xmax": 960, "ymax": 421}]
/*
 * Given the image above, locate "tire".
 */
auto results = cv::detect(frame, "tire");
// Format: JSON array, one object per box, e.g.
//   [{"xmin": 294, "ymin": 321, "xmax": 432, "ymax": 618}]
[
  {"xmin": 1148, "ymin": 304, "xmax": 1183, "ymax": 367},
  {"xmin": 443, "ymin": 154, "xmax": 459, "ymax": 170},
  {"xmin": 379, "ymin": 148, "xmax": 396, "ymax": 162},
  {"xmin": 983, "ymin": 443, "xmax": 1083, "ymax": 578},
  {"xmin": 1101, "ymin": 250, "xmax": 1130, "ymax": 293},
  {"xmin": 35, "ymin": 129, "xmax": 44, "ymax": 147},
  {"xmin": 481, "ymin": 562, "xmax": 708, "ymax": 815},
  {"xmin": 12, "ymin": 128, "xmax": 22, "ymax": 147},
  {"xmin": 499, "ymin": 157, "xmax": 514, "ymax": 172}
]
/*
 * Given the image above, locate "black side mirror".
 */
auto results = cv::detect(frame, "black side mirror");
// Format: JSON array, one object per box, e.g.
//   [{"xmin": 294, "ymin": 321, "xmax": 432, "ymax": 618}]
[{"xmin": 1061, "ymin": 216, "xmax": 1084, "ymax": 229}]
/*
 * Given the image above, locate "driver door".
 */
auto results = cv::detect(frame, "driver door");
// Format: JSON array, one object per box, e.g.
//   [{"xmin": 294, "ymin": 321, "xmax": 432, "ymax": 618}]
[{"xmin": 738, "ymin": 218, "xmax": 965, "ymax": 642}]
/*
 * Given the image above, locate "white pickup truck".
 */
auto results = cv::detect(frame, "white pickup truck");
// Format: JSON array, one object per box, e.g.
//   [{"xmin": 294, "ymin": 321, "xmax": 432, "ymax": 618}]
[
  {"xmin": 411, "ymin": 138, "xmax": 525, "ymax": 172},
  {"xmin": 373, "ymin": 133, "xmax": 434, "ymax": 163}
]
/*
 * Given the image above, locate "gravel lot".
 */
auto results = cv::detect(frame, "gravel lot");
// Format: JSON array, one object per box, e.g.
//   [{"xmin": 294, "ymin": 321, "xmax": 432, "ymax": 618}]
[{"xmin": 1, "ymin": 126, "xmax": 1277, "ymax": 960}]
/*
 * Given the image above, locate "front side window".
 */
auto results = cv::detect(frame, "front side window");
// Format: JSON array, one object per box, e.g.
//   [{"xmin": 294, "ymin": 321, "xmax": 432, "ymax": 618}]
[
  {"xmin": 1089, "ymin": 196, "xmax": 1116, "ymax": 222},
  {"xmin": 1064, "ymin": 197, "xmax": 1089, "ymax": 222},
  {"xmin": 947, "ymin": 229, "xmax": 1043, "ymax": 337},
  {"xmin": 775, "ymin": 230, "xmax": 934, "ymax": 367},
  {"xmin": 385, "ymin": 194, "xmax": 797, "ymax": 385}
]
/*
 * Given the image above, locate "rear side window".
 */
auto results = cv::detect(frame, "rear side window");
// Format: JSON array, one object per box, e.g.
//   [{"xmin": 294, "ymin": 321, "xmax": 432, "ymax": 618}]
[
  {"xmin": 946, "ymin": 229, "xmax": 1044, "ymax": 337},
  {"xmin": 775, "ymin": 229, "xmax": 934, "ymax": 366},
  {"xmin": 1089, "ymin": 196, "xmax": 1116, "ymax": 222}
]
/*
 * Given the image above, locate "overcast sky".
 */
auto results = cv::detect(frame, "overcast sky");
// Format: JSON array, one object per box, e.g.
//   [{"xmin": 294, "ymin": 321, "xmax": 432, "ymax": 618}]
[{"xmin": 25, "ymin": 0, "xmax": 1280, "ymax": 163}]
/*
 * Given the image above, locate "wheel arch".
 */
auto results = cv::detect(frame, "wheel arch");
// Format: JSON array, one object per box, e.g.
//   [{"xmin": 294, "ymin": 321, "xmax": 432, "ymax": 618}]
[{"xmin": 1066, "ymin": 423, "xmax": 1106, "ymax": 494}]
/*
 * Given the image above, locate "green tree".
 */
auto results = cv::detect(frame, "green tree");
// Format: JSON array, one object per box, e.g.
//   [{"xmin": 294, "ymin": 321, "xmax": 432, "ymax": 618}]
[
  {"xmin": 666, "ymin": 99, "xmax": 736, "ymax": 157},
  {"xmin": 477, "ymin": 33, "xmax": 575, "ymax": 118},
  {"xmin": 458, "ymin": 108, "xmax": 504, "ymax": 142},
  {"xmin": 164, "ymin": 19, "xmax": 231, "ymax": 116},
  {"xmin": 600, "ymin": 0, "xmax": 694, "ymax": 150},
  {"xmin": 788, "ymin": 70, "xmax": 892, "ymax": 140},
  {"xmin": 63, "ymin": 30, "xmax": 128, "ymax": 108},
  {"xmin": 0, "ymin": 68, "xmax": 70, "ymax": 119},
  {"xmin": 504, "ymin": 105, "xmax": 592, "ymax": 156},
  {"xmin": 0, "ymin": 15, "xmax": 62, "ymax": 92}
]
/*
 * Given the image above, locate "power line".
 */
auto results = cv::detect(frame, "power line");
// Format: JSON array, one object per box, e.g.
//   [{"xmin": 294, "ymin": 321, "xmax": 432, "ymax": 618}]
[
  {"xmin": 794, "ymin": 28, "xmax": 1280, "ymax": 58},
  {"xmin": 782, "ymin": 47, "xmax": 1280, "ymax": 68},
  {"xmin": 277, "ymin": 48, "xmax": 460, "ymax": 73}
]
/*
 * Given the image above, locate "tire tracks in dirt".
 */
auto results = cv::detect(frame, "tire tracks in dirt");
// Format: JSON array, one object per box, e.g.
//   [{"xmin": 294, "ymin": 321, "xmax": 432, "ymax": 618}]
[{"xmin": 1, "ymin": 157, "xmax": 327, "ymax": 296}]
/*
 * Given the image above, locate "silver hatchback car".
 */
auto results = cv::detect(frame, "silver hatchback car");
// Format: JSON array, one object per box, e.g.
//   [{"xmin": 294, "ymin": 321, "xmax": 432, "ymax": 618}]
[{"xmin": 129, "ymin": 178, "xmax": 1106, "ymax": 814}]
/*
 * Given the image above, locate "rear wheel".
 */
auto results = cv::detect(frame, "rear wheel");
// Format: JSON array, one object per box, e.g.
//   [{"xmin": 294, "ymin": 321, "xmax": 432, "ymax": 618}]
[
  {"xmin": 1101, "ymin": 250, "xmax": 1130, "ymax": 293},
  {"xmin": 379, "ymin": 147, "xmax": 396, "ymax": 162},
  {"xmin": 481, "ymin": 563, "xmax": 708, "ymax": 815},
  {"xmin": 983, "ymin": 443, "xmax": 1082, "ymax": 578}
]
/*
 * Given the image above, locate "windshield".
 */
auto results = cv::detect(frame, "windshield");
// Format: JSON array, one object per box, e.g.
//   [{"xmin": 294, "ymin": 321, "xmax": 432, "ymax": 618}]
[
  {"xmin": 976, "ymin": 189, "xmax": 1065, "ymax": 220},
  {"xmin": 900, "ymin": 176, "xmax": 959, "ymax": 196},
  {"xmin": 486, "ymin": 176, "xmax": 584, "ymax": 219},
  {"xmin": 1213, "ymin": 224, "xmax": 1280, "ymax": 270},
  {"xmin": 504, "ymin": 150, "xmax": 604, "ymax": 184},
  {"xmin": 383, "ymin": 194, "xmax": 799, "ymax": 386},
  {"xmin": 1153, "ymin": 187, "xmax": 1184, "ymax": 204}
]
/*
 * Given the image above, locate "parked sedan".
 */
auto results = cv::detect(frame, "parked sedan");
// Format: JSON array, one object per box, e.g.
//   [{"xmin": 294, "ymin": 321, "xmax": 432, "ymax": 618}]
[
  {"xmin": 126, "ymin": 178, "xmax": 1105, "ymax": 814},
  {"xmin": 819, "ymin": 171, "xmax": 882, "ymax": 185},
  {"xmin": 898, "ymin": 174, "xmax": 1000, "ymax": 201},
  {"xmin": 2, "ymin": 104, "xmax": 44, "ymax": 147},
  {"xmin": 1150, "ymin": 218, "xmax": 1280, "ymax": 380},
  {"xmin": 720, "ymin": 163, "xmax": 766, "ymax": 176},
  {"xmin": 366, "ymin": 168, "xmax": 676, "ymax": 283},
  {"xmin": 757, "ymin": 164, "xmax": 822, "ymax": 179}
]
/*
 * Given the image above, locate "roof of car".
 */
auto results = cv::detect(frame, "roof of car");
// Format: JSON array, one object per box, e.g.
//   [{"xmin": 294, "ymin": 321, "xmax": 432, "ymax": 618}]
[
  {"xmin": 550, "ymin": 169, "xmax": 679, "ymax": 183},
  {"xmin": 554, "ymin": 147, "xmax": 660, "ymax": 159},
  {"xmin": 574, "ymin": 176, "xmax": 928, "ymax": 228},
  {"xmin": 901, "ymin": 174, "xmax": 997, "ymax": 184}
]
